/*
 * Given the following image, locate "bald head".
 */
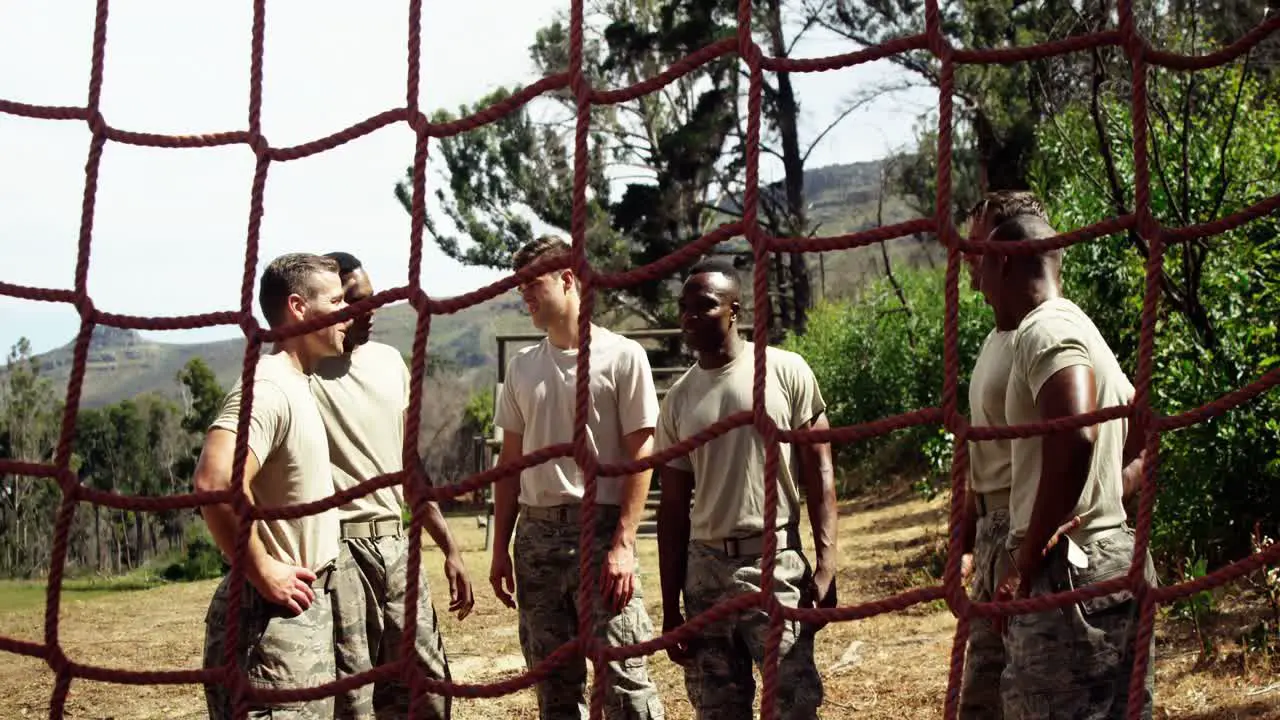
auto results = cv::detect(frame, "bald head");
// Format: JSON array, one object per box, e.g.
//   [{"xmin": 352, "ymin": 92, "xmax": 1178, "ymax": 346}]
[
  {"xmin": 988, "ymin": 214, "xmax": 1064, "ymax": 267},
  {"xmin": 680, "ymin": 257, "xmax": 742, "ymax": 356},
  {"xmin": 978, "ymin": 213, "xmax": 1067, "ymax": 329},
  {"xmin": 687, "ymin": 257, "xmax": 741, "ymax": 302}
]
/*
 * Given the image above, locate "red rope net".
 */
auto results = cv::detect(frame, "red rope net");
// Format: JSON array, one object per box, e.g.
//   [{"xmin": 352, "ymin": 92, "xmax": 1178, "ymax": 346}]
[{"xmin": 2, "ymin": 0, "xmax": 1280, "ymax": 718}]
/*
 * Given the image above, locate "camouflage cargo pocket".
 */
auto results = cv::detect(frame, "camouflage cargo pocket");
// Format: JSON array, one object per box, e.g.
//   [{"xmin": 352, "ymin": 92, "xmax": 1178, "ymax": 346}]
[
  {"xmin": 245, "ymin": 594, "xmax": 335, "ymax": 709},
  {"xmin": 1066, "ymin": 534, "xmax": 1138, "ymax": 618}
]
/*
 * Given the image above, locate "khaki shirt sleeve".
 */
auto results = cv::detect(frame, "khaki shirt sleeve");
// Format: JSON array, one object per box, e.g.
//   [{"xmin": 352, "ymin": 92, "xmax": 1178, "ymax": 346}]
[
  {"xmin": 210, "ymin": 379, "xmax": 289, "ymax": 468},
  {"xmin": 1014, "ymin": 316, "xmax": 1093, "ymax": 403},
  {"xmin": 615, "ymin": 342, "xmax": 659, "ymax": 436},
  {"xmin": 494, "ymin": 356, "xmax": 525, "ymax": 435},
  {"xmin": 654, "ymin": 390, "xmax": 692, "ymax": 472},
  {"xmin": 396, "ymin": 348, "xmax": 412, "ymax": 414},
  {"xmin": 786, "ymin": 353, "xmax": 827, "ymax": 429}
]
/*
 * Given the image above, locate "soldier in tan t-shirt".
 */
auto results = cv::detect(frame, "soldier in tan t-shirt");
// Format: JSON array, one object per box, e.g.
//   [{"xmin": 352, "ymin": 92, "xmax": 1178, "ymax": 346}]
[
  {"xmin": 956, "ymin": 191, "xmax": 1049, "ymax": 719},
  {"xmin": 310, "ymin": 252, "xmax": 473, "ymax": 720},
  {"xmin": 490, "ymin": 236, "xmax": 664, "ymax": 720},
  {"xmin": 978, "ymin": 215, "xmax": 1154, "ymax": 719},
  {"xmin": 194, "ymin": 252, "xmax": 351, "ymax": 720},
  {"xmin": 654, "ymin": 258, "xmax": 838, "ymax": 720}
]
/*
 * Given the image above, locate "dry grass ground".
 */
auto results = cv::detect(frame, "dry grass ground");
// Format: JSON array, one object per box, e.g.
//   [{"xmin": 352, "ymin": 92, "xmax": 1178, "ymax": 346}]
[{"xmin": 1, "ymin": 482, "xmax": 1277, "ymax": 719}]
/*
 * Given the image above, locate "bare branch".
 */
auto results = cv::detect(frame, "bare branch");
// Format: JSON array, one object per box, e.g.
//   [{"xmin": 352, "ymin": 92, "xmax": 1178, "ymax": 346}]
[
  {"xmin": 1208, "ymin": 56, "xmax": 1252, "ymax": 222},
  {"xmin": 801, "ymin": 80, "xmax": 923, "ymax": 166},
  {"xmin": 1036, "ymin": 72, "xmax": 1110, "ymax": 200},
  {"xmin": 876, "ymin": 159, "xmax": 914, "ymax": 347},
  {"xmin": 704, "ymin": 203, "xmax": 744, "ymax": 218}
]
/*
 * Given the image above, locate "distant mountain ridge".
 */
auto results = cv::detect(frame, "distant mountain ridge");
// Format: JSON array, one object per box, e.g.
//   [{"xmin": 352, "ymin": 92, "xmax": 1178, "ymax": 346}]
[
  {"xmin": 17, "ymin": 158, "xmax": 941, "ymax": 409},
  {"xmin": 29, "ymin": 296, "xmax": 531, "ymax": 409}
]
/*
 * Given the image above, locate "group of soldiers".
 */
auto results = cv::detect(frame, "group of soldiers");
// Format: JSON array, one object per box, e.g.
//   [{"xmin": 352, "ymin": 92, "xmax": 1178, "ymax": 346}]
[{"xmin": 192, "ymin": 189, "xmax": 1156, "ymax": 720}]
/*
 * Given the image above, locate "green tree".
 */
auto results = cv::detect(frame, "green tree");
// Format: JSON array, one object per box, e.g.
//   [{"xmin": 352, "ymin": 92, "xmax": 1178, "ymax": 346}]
[
  {"xmin": 463, "ymin": 387, "xmax": 495, "ymax": 440},
  {"xmin": 396, "ymin": 0, "xmax": 746, "ymax": 350},
  {"xmin": 0, "ymin": 338, "xmax": 63, "ymax": 576},
  {"xmin": 177, "ymin": 357, "xmax": 224, "ymax": 437},
  {"xmin": 74, "ymin": 399, "xmax": 151, "ymax": 572}
]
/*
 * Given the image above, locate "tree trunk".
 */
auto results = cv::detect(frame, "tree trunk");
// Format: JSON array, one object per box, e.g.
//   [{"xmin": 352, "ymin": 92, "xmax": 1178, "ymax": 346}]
[
  {"xmin": 134, "ymin": 512, "xmax": 145, "ymax": 567},
  {"xmin": 94, "ymin": 506, "xmax": 102, "ymax": 572},
  {"xmin": 772, "ymin": 254, "xmax": 790, "ymax": 334},
  {"xmin": 764, "ymin": 0, "xmax": 812, "ymax": 335}
]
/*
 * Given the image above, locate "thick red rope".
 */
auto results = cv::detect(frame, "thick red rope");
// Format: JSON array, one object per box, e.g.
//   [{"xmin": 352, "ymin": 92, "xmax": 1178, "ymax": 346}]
[{"xmin": 1, "ymin": 1, "xmax": 1279, "ymax": 719}]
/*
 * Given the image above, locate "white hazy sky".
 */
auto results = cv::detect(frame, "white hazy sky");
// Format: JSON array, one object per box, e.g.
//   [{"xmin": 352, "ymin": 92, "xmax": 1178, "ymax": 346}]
[{"xmin": 0, "ymin": 1, "xmax": 933, "ymax": 357}]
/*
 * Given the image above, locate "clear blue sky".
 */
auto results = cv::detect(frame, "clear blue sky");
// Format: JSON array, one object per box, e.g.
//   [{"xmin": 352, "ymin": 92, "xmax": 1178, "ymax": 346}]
[{"xmin": 0, "ymin": 1, "xmax": 932, "ymax": 357}]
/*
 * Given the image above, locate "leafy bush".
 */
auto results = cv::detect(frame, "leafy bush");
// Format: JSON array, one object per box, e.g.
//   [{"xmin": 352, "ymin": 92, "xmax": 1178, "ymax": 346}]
[
  {"xmin": 781, "ymin": 265, "xmax": 991, "ymax": 494},
  {"xmin": 160, "ymin": 524, "xmax": 228, "ymax": 582}
]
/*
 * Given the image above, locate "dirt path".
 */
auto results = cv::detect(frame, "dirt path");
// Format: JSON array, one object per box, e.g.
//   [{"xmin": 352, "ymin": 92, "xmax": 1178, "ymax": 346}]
[{"xmin": 1, "ymin": 486, "xmax": 1276, "ymax": 719}]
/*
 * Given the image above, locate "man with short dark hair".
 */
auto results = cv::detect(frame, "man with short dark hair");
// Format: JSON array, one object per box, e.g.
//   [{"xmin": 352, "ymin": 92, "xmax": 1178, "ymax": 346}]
[
  {"xmin": 196, "ymin": 251, "xmax": 351, "ymax": 719},
  {"xmin": 980, "ymin": 214, "xmax": 1155, "ymax": 720},
  {"xmin": 655, "ymin": 257, "xmax": 838, "ymax": 720},
  {"xmin": 490, "ymin": 235, "xmax": 665, "ymax": 719},
  {"xmin": 957, "ymin": 190, "xmax": 1050, "ymax": 719},
  {"xmin": 311, "ymin": 251, "xmax": 474, "ymax": 720}
]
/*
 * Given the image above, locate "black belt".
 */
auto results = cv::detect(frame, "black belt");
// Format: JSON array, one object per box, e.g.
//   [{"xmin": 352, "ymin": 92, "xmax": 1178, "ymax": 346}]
[
  {"xmin": 974, "ymin": 488, "xmax": 1011, "ymax": 517},
  {"xmin": 696, "ymin": 526, "xmax": 802, "ymax": 559}
]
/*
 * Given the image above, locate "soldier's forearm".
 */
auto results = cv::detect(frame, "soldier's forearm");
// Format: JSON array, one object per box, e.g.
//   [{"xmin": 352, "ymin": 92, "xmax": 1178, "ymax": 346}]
[
  {"xmin": 802, "ymin": 444, "xmax": 839, "ymax": 568},
  {"xmin": 613, "ymin": 471, "xmax": 650, "ymax": 548},
  {"xmin": 492, "ymin": 476, "xmax": 520, "ymax": 552},
  {"xmin": 419, "ymin": 500, "xmax": 460, "ymax": 556},
  {"xmin": 656, "ymin": 471, "xmax": 693, "ymax": 614},
  {"xmin": 656, "ymin": 510, "xmax": 689, "ymax": 612},
  {"xmin": 201, "ymin": 502, "xmax": 270, "ymax": 577},
  {"xmin": 961, "ymin": 489, "xmax": 978, "ymax": 555},
  {"xmin": 613, "ymin": 429, "xmax": 656, "ymax": 548},
  {"xmin": 1018, "ymin": 431, "xmax": 1093, "ymax": 579}
]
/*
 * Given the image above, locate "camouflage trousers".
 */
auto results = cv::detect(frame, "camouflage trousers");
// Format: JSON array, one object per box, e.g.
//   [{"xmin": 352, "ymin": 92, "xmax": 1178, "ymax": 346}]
[
  {"xmin": 202, "ymin": 569, "xmax": 337, "ymax": 719},
  {"xmin": 1002, "ymin": 527, "xmax": 1157, "ymax": 720},
  {"xmin": 513, "ymin": 505, "xmax": 665, "ymax": 720},
  {"xmin": 681, "ymin": 541, "xmax": 823, "ymax": 720},
  {"xmin": 959, "ymin": 506, "xmax": 1011, "ymax": 720},
  {"xmin": 332, "ymin": 529, "xmax": 452, "ymax": 720}
]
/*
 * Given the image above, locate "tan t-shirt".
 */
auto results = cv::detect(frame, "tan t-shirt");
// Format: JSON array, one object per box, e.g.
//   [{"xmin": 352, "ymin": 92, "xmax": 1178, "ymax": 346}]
[
  {"xmin": 210, "ymin": 352, "xmax": 340, "ymax": 571},
  {"xmin": 1005, "ymin": 297, "xmax": 1133, "ymax": 550},
  {"xmin": 311, "ymin": 341, "xmax": 410, "ymax": 523},
  {"xmin": 968, "ymin": 329, "xmax": 1015, "ymax": 495},
  {"xmin": 655, "ymin": 343, "xmax": 826, "ymax": 542},
  {"xmin": 494, "ymin": 325, "xmax": 659, "ymax": 507}
]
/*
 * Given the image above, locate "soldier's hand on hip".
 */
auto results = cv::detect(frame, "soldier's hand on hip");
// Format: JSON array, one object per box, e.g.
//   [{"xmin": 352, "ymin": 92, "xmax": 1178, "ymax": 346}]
[
  {"xmin": 489, "ymin": 549, "xmax": 517, "ymax": 609},
  {"xmin": 445, "ymin": 551, "xmax": 475, "ymax": 620},
  {"xmin": 960, "ymin": 552, "xmax": 975, "ymax": 586},
  {"xmin": 1042, "ymin": 515, "xmax": 1082, "ymax": 557},
  {"xmin": 249, "ymin": 557, "xmax": 316, "ymax": 616},
  {"xmin": 601, "ymin": 541, "xmax": 636, "ymax": 614}
]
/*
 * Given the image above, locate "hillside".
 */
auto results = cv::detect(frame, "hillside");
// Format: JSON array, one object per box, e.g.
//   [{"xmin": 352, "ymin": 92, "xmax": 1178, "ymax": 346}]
[
  {"xmin": 30, "ymin": 296, "xmax": 531, "ymax": 409},
  {"xmin": 19, "ymin": 158, "xmax": 942, "ymax": 409}
]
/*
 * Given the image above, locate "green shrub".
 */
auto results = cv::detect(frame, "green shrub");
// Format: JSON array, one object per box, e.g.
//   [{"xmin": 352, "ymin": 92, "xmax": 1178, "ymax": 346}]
[
  {"xmin": 781, "ymin": 265, "xmax": 991, "ymax": 494},
  {"xmin": 160, "ymin": 525, "xmax": 228, "ymax": 582}
]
